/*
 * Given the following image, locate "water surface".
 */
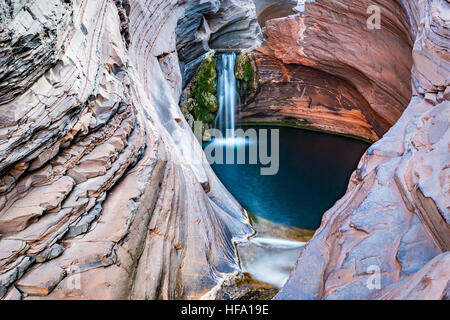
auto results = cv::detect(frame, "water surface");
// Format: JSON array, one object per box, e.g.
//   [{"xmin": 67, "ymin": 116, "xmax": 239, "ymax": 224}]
[{"xmin": 204, "ymin": 126, "xmax": 369, "ymax": 230}]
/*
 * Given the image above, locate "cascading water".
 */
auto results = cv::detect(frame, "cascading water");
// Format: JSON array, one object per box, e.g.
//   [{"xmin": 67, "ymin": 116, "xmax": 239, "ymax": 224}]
[{"xmin": 214, "ymin": 53, "xmax": 241, "ymax": 139}]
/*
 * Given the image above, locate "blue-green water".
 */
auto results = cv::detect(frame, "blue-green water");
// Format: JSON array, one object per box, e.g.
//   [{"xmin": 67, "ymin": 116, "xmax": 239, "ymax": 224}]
[{"xmin": 203, "ymin": 126, "xmax": 370, "ymax": 230}]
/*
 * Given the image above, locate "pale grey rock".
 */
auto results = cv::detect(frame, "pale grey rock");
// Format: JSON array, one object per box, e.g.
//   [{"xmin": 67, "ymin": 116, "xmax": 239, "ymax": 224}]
[{"xmin": 176, "ymin": 0, "xmax": 261, "ymax": 85}]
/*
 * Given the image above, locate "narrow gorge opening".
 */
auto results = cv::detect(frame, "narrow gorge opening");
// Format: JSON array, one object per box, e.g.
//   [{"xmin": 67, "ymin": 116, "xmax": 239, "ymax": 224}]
[
  {"xmin": 176, "ymin": 0, "xmax": 416, "ymax": 299},
  {"xmin": 204, "ymin": 54, "xmax": 370, "ymax": 231},
  {"xmin": 199, "ymin": 52, "xmax": 370, "ymax": 294},
  {"xmin": 1, "ymin": 0, "xmax": 447, "ymax": 303}
]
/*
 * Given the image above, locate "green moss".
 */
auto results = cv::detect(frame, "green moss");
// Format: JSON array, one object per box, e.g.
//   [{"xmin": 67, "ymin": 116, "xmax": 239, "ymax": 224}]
[
  {"xmin": 277, "ymin": 96, "xmax": 293, "ymax": 102},
  {"xmin": 189, "ymin": 53, "xmax": 219, "ymax": 125},
  {"xmin": 235, "ymin": 52, "xmax": 257, "ymax": 103},
  {"xmin": 283, "ymin": 116, "xmax": 311, "ymax": 126},
  {"xmin": 235, "ymin": 55, "xmax": 254, "ymax": 83}
]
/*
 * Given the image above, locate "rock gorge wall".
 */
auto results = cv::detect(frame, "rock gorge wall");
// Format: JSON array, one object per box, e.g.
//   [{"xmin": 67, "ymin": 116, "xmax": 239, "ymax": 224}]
[
  {"xmin": 0, "ymin": 0, "xmax": 448, "ymax": 301},
  {"xmin": 0, "ymin": 0, "xmax": 260, "ymax": 300},
  {"xmin": 177, "ymin": 0, "xmax": 262, "ymax": 85},
  {"xmin": 255, "ymin": 0, "xmax": 415, "ymax": 138},
  {"xmin": 237, "ymin": 51, "xmax": 380, "ymax": 142},
  {"xmin": 273, "ymin": 0, "xmax": 450, "ymax": 299}
]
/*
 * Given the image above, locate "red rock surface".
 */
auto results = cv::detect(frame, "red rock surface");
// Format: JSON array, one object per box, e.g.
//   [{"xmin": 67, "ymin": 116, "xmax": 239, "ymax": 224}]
[
  {"xmin": 257, "ymin": 0, "xmax": 414, "ymax": 133},
  {"xmin": 0, "ymin": 0, "xmax": 448, "ymax": 301},
  {"xmin": 0, "ymin": 0, "xmax": 259, "ymax": 300},
  {"xmin": 239, "ymin": 52, "xmax": 381, "ymax": 142},
  {"xmin": 274, "ymin": 0, "xmax": 450, "ymax": 300}
]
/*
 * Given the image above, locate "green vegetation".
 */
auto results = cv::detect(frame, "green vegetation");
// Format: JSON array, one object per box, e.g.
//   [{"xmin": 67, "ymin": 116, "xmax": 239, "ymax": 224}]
[
  {"xmin": 277, "ymin": 96, "xmax": 293, "ymax": 102},
  {"xmin": 235, "ymin": 52, "xmax": 257, "ymax": 103},
  {"xmin": 182, "ymin": 53, "xmax": 219, "ymax": 131}
]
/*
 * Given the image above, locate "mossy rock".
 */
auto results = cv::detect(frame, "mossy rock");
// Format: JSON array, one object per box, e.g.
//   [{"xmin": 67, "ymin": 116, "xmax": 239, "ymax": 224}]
[
  {"xmin": 200, "ymin": 92, "xmax": 219, "ymax": 113},
  {"xmin": 184, "ymin": 53, "xmax": 219, "ymax": 128},
  {"xmin": 235, "ymin": 52, "xmax": 259, "ymax": 104}
]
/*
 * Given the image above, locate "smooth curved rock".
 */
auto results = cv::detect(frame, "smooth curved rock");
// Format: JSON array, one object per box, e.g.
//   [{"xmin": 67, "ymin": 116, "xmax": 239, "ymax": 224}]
[
  {"xmin": 176, "ymin": 0, "xmax": 262, "ymax": 85},
  {"xmin": 0, "ymin": 0, "xmax": 256, "ymax": 300},
  {"xmin": 276, "ymin": 0, "xmax": 450, "ymax": 300},
  {"xmin": 257, "ymin": 0, "xmax": 415, "ymax": 135}
]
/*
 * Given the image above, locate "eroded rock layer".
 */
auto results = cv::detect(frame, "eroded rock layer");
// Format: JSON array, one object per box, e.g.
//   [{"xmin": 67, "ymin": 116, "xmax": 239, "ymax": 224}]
[
  {"xmin": 0, "ymin": 0, "xmax": 259, "ymax": 300},
  {"xmin": 275, "ymin": 0, "xmax": 450, "ymax": 300},
  {"xmin": 257, "ymin": 0, "xmax": 415, "ymax": 133},
  {"xmin": 0, "ymin": 0, "xmax": 448, "ymax": 301},
  {"xmin": 238, "ymin": 52, "xmax": 380, "ymax": 142}
]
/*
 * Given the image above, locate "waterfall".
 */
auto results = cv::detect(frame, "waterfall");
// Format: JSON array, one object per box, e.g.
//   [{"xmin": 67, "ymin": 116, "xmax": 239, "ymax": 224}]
[{"xmin": 214, "ymin": 53, "xmax": 240, "ymax": 139}]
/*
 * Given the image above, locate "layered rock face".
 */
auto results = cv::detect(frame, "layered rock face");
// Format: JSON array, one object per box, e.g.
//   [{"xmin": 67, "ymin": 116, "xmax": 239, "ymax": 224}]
[
  {"xmin": 257, "ymin": 0, "xmax": 414, "ymax": 136},
  {"xmin": 237, "ymin": 51, "xmax": 380, "ymax": 142},
  {"xmin": 0, "ymin": 0, "xmax": 260, "ymax": 300},
  {"xmin": 235, "ymin": 0, "xmax": 422, "ymax": 142},
  {"xmin": 274, "ymin": 0, "xmax": 450, "ymax": 300},
  {"xmin": 0, "ymin": 0, "xmax": 448, "ymax": 301}
]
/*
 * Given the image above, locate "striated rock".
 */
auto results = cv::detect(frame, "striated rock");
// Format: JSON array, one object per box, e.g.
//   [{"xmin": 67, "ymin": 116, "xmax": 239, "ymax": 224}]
[
  {"xmin": 0, "ymin": 0, "xmax": 74, "ymax": 105},
  {"xmin": 276, "ymin": 0, "xmax": 450, "ymax": 300},
  {"xmin": 254, "ymin": 0, "xmax": 297, "ymax": 27},
  {"xmin": 0, "ymin": 176, "xmax": 75, "ymax": 234},
  {"xmin": 257, "ymin": 0, "xmax": 415, "ymax": 134},
  {"xmin": 0, "ymin": 0, "xmax": 257, "ymax": 300},
  {"xmin": 176, "ymin": 0, "xmax": 262, "ymax": 85},
  {"xmin": 378, "ymin": 252, "xmax": 450, "ymax": 300},
  {"xmin": 207, "ymin": 0, "xmax": 262, "ymax": 50},
  {"xmin": 0, "ymin": 0, "xmax": 448, "ymax": 301},
  {"xmin": 237, "ymin": 51, "xmax": 380, "ymax": 142}
]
